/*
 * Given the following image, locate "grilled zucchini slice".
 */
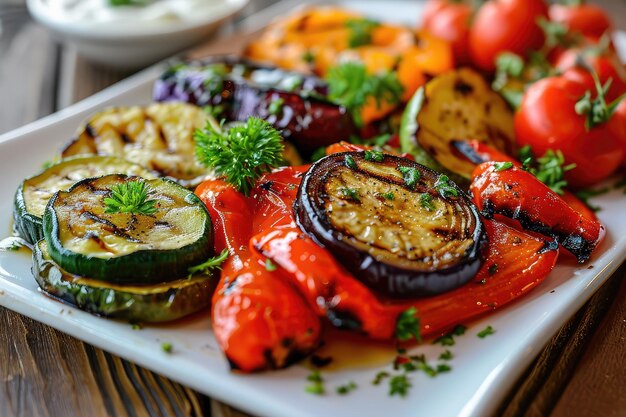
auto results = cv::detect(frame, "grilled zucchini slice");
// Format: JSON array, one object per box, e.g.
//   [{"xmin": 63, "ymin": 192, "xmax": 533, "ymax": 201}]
[
  {"xmin": 294, "ymin": 152, "xmax": 487, "ymax": 299},
  {"xmin": 43, "ymin": 174, "xmax": 213, "ymax": 284},
  {"xmin": 61, "ymin": 103, "xmax": 211, "ymax": 187},
  {"xmin": 33, "ymin": 241, "xmax": 213, "ymax": 322},
  {"xmin": 415, "ymin": 68, "xmax": 516, "ymax": 179},
  {"xmin": 14, "ymin": 156, "xmax": 156, "ymax": 244}
]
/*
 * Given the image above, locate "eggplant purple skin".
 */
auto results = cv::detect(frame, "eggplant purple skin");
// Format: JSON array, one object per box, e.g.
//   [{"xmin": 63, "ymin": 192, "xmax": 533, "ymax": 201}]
[
  {"xmin": 294, "ymin": 152, "xmax": 488, "ymax": 300},
  {"xmin": 153, "ymin": 56, "xmax": 358, "ymax": 155}
]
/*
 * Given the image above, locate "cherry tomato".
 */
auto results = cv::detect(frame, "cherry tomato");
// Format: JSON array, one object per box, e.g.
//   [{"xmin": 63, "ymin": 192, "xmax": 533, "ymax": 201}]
[
  {"xmin": 549, "ymin": 3, "xmax": 612, "ymax": 39},
  {"xmin": 609, "ymin": 99, "xmax": 626, "ymax": 167},
  {"xmin": 515, "ymin": 75, "xmax": 625, "ymax": 187},
  {"xmin": 556, "ymin": 48, "xmax": 626, "ymax": 101},
  {"xmin": 421, "ymin": 0, "xmax": 472, "ymax": 66},
  {"xmin": 469, "ymin": 0, "xmax": 548, "ymax": 72}
]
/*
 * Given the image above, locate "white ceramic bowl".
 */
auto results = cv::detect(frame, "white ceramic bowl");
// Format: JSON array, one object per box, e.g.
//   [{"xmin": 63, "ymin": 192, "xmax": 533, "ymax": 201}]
[{"xmin": 26, "ymin": 0, "xmax": 249, "ymax": 69}]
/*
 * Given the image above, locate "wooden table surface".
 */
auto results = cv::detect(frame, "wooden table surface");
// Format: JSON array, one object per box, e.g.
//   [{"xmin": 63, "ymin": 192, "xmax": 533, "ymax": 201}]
[{"xmin": 1, "ymin": 1, "xmax": 625, "ymax": 416}]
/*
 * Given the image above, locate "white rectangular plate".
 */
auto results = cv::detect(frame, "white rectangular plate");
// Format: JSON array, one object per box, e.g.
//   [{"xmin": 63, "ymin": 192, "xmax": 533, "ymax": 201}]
[{"xmin": 1, "ymin": 2, "xmax": 626, "ymax": 417}]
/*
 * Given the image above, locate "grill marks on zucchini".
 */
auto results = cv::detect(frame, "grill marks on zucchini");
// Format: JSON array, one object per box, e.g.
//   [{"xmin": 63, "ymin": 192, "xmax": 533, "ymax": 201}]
[
  {"xmin": 14, "ymin": 156, "xmax": 157, "ymax": 244},
  {"xmin": 43, "ymin": 174, "xmax": 213, "ymax": 284},
  {"xmin": 61, "ymin": 103, "xmax": 211, "ymax": 186},
  {"xmin": 295, "ymin": 152, "xmax": 487, "ymax": 299}
]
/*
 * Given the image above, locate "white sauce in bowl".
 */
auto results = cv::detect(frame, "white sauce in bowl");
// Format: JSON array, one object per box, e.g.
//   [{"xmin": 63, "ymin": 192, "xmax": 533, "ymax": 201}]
[{"xmin": 41, "ymin": 0, "xmax": 222, "ymax": 29}]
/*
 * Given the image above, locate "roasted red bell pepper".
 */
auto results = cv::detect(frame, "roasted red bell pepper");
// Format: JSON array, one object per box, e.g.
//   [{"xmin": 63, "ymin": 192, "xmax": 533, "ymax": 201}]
[
  {"xmin": 471, "ymin": 162, "xmax": 605, "ymax": 263},
  {"xmin": 196, "ymin": 176, "xmax": 321, "ymax": 372}
]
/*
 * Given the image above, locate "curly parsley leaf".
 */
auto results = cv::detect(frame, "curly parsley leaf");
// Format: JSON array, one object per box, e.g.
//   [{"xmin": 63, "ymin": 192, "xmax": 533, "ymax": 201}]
[
  {"xmin": 325, "ymin": 61, "xmax": 403, "ymax": 127},
  {"xmin": 195, "ymin": 117, "xmax": 284, "ymax": 196},
  {"xmin": 104, "ymin": 180, "xmax": 157, "ymax": 216},
  {"xmin": 520, "ymin": 146, "xmax": 576, "ymax": 195}
]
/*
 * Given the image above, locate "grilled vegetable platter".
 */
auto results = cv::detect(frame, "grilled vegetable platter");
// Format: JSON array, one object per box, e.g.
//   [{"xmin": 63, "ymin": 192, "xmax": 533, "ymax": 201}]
[{"xmin": 3, "ymin": 0, "xmax": 626, "ymax": 407}]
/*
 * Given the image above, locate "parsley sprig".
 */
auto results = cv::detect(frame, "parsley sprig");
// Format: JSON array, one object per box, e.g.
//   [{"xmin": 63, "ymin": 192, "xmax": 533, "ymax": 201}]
[
  {"xmin": 346, "ymin": 18, "xmax": 380, "ymax": 48},
  {"xmin": 520, "ymin": 146, "xmax": 576, "ymax": 195},
  {"xmin": 104, "ymin": 180, "xmax": 157, "ymax": 216},
  {"xmin": 325, "ymin": 62, "xmax": 404, "ymax": 127},
  {"xmin": 195, "ymin": 117, "xmax": 284, "ymax": 196},
  {"xmin": 187, "ymin": 248, "xmax": 229, "ymax": 277}
]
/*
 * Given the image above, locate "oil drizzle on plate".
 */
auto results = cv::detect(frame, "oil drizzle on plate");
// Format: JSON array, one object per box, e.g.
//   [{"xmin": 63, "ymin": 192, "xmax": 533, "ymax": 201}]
[{"xmin": 308, "ymin": 329, "xmax": 397, "ymax": 371}]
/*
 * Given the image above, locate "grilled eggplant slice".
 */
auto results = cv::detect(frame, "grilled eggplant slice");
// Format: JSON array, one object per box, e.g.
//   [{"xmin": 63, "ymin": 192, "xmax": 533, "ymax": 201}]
[
  {"xmin": 153, "ymin": 57, "xmax": 357, "ymax": 155},
  {"xmin": 33, "ymin": 241, "xmax": 213, "ymax": 322},
  {"xmin": 414, "ymin": 68, "xmax": 517, "ymax": 179},
  {"xmin": 14, "ymin": 156, "xmax": 156, "ymax": 244},
  {"xmin": 61, "ymin": 103, "xmax": 211, "ymax": 186},
  {"xmin": 43, "ymin": 174, "xmax": 213, "ymax": 284},
  {"xmin": 294, "ymin": 152, "xmax": 487, "ymax": 299}
]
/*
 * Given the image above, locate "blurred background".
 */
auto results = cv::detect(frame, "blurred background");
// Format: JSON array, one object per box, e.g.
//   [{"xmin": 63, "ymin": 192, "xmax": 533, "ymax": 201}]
[{"xmin": 1, "ymin": 0, "xmax": 625, "ymax": 135}]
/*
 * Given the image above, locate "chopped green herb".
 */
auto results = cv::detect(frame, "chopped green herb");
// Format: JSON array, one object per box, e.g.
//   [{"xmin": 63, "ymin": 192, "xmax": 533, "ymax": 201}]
[
  {"xmin": 187, "ymin": 248, "xmax": 229, "ymax": 277},
  {"xmin": 364, "ymin": 149, "xmax": 384, "ymax": 162},
  {"xmin": 336, "ymin": 381, "xmax": 357, "ymax": 395},
  {"xmin": 340, "ymin": 187, "xmax": 361, "ymax": 202},
  {"xmin": 345, "ymin": 154, "xmax": 357, "ymax": 169},
  {"xmin": 419, "ymin": 193, "xmax": 436, "ymax": 211},
  {"xmin": 305, "ymin": 371, "xmax": 325, "ymax": 395},
  {"xmin": 265, "ymin": 258, "xmax": 277, "ymax": 272},
  {"xmin": 201, "ymin": 64, "xmax": 228, "ymax": 96},
  {"xmin": 434, "ymin": 175, "xmax": 459, "ymax": 199},
  {"xmin": 161, "ymin": 342, "xmax": 173, "ymax": 353},
  {"xmin": 268, "ymin": 97, "xmax": 285, "ymax": 115},
  {"xmin": 326, "ymin": 61, "xmax": 403, "ymax": 127},
  {"xmin": 373, "ymin": 371, "xmax": 390, "ymax": 385},
  {"xmin": 488, "ymin": 264, "xmax": 499, "ymax": 276},
  {"xmin": 104, "ymin": 180, "xmax": 157, "ymax": 216},
  {"xmin": 439, "ymin": 350, "xmax": 453, "ymax": 361},
  {"xmin": 302, "ymin": 50, "xmax": 316, "ymax": 64},
  {"xmin": 477, "ymin": 325, "xmax": 495, "ymax": 338},
  {"xmin": 395, "ymin": 307, "xmax": 421, "ymax": 342},
  {"xmin": 433, "ymin": 324, "xmax": 467, "ymax": 346},
  {"xmin": 389, "ymin": 374, "xmax": 411, "ymax": 397},
  {"xmin": 521, "ymin": 147, "xmax": 575, "ymax": 195},
  {"xmin": 131, "ymin": 322, "xmax": 143, "ymax": 330},
  {"xmin": 379, "ymin": 191, "xmax": 395, "ymax": 200},
  {"xmin": 436, "ymin": 364, "xmax": 452, "ymax": 373},
  {"xmin": 195, "ymin": 117, "xmax": 284, "ymax": 196},
  {"xmin": 398, "ymin": 166, "xmax": 420, "ymax": 189},
  {"xmin": 346, "ymin": 18, "xmax": 380, "ymax": 48},
  {"xmin": 493, "ymin": 161, "xmax": 514, "ymax": 172}
]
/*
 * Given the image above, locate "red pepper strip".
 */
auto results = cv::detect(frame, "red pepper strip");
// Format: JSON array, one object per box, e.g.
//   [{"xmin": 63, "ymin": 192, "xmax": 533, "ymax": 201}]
[
  {"xmin": 471, "ymin": 162, "xmax": 605, "ymax": 263},
  {"xmin": 251, "ymin": 215, "xmax": 559, "ymax": 341},
  {"xmin": 325, "ymin": 141, "xmax": 415, "ymax": 160},
  {"xmin": 211, "ymin": 255, "xmax": 322, "ymax": 372},
  {"xmin": 196, "ymin": 178, "xmax": 322, "ymax": 372}
]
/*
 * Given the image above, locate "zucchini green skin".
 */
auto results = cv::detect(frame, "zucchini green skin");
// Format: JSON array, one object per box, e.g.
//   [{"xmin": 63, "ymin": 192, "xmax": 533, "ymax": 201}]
[
  {"xmin": 33, "ymin": 241, "xmax": 214, "ymax": 322},
  {"xmin": 43, "ymin": 174, "xmax": 214, "ymax": 284},
  {"xmin": 14, "ymin": 187, "xmax": 44, "ymax": 245},
  {"xmin": 13, "ymin": 156, "xmax": 156, "ymax": 245}
]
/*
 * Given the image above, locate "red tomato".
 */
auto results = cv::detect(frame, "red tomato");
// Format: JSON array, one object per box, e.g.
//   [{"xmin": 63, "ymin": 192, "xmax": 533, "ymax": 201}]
[
  {"xmin": 515, "ymin": 76, "xmax": 625, "ymax": 187},
  {"xmin": 549, "ymin": 3, "xmax": 612, "ymax": 39},
  {"xmin": 421, "ymin": 0, "xmax": 472, "ymax": 66},
  {"xmin": 556, "ymin": 48, "xmax": 626, "ymax": 101},
  {"xmin": 610, "ymin": 99, "xmax": 626, "ymax": 167},
  {"xmin": 469, "ymin": 0, "xmax": 548, "ymax": 72}
]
